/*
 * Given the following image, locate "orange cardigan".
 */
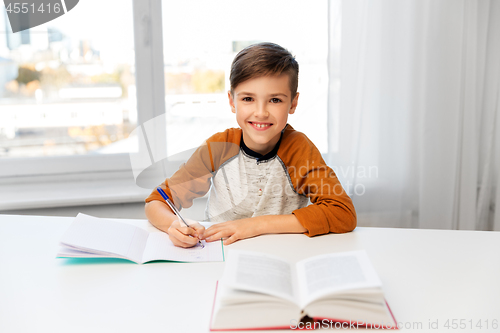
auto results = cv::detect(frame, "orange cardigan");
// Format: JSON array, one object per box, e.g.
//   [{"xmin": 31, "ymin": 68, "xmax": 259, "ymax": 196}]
[{"xmin": 146, "ymin": 125, "xmax": 356, "ymax": 236}]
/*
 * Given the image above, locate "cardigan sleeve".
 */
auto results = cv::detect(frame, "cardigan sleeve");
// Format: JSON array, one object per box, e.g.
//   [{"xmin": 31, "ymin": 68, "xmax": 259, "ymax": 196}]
[
  {"xmin": 145, "ymin": 129, "xmax": 241, "ymax": 210},
  {"xmin": 279, "ymin": 129, "xmax": 357, "ymax": 236},
  {"xmin": 144, "ymin": 141, "xmax": 214, "ymax": 210}
]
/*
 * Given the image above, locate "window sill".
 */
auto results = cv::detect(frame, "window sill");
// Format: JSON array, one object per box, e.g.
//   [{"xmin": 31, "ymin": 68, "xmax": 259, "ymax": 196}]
[{"xmin": 0, "ymin": 178, "xmax": 153, "ymax": 212}]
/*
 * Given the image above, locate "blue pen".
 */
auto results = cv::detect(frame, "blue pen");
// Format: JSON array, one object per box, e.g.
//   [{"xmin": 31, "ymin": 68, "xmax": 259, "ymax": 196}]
[{"xmin": 156, "ymin": 187, "xmax": 204, "ymax": 248}]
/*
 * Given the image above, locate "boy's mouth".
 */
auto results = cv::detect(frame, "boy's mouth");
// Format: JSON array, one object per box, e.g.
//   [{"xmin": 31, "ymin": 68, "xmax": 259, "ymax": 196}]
[{"xmin": 249, "ymin": 122, "xmax": 272, "ymax": 130}]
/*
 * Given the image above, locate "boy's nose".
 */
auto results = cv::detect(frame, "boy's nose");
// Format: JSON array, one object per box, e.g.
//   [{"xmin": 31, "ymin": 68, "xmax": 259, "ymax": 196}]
[{"xmin": 254, "ymin": 103, "xmax": 269, "ymax": 118}]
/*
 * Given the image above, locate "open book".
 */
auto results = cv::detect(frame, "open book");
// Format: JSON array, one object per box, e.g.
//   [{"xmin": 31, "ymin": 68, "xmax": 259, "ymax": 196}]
[
  {"xmin": 57, "ymin": 213, "xmax": 224, "ymax": 264},
  {"xmin": 210, "ymin": 250, "xmax": 397, "ymax": 330}
]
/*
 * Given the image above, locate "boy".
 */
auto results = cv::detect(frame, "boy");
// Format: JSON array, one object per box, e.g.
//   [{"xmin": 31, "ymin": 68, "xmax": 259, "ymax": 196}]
[{"xmin": 145, "ymin": 42, "xmax": 356, "ymax": 247}]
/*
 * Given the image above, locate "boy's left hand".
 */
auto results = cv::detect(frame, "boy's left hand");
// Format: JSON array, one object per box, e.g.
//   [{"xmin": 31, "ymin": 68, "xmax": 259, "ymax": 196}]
[{"xmin": 202, "ymin": 218, "xmax": 262, "ymax": 245}]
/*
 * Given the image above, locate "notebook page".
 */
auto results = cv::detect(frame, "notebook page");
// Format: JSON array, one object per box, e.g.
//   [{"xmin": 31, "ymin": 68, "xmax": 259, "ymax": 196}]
[
  {"xmin": 142, "ymin": 232, "xmax": 224, "ymax": 263},
  {"xmin": 60, "ymin": 214, "xmax": 150, "ymax": 263},
  {"xmin": 57, "ymin": 246, "xmax": 128, "ymax": 259}
]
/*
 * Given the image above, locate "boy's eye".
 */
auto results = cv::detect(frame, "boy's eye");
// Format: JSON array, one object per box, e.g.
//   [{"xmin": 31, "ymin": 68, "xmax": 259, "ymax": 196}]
[
  {"xmin": 270, "ymin": 98, "xmax": 282, "ymax": 103},
  {"xmin": 242, "ymin": 97, "xmax": 253, "ymax": 102}
]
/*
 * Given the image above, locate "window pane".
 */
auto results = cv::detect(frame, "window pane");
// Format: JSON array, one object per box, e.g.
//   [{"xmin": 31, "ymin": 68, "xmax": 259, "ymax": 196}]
[
  {"xmin": 0, "ymin": 1, "xmax": 137, "ymax": 158},
  {"xmin": 162, "ymin": 0, "xmax": 328, "ymax": 155}
]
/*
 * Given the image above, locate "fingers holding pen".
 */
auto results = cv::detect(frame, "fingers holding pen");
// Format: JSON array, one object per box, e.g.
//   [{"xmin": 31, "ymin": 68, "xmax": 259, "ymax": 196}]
[
  {"xmin": 188, "ymin": 222, "xmax": 205, "ymax": 240},
  {"xmin": 168, "ymin": 227, "xmax": 199, "ymax": 248},
  {"xmin": 168, "ymin": 220, "xmax": 204, "ymax": 248}
]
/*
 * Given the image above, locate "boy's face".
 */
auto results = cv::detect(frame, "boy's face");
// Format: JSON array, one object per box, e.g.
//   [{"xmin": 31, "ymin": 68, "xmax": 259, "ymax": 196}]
[{"xmin": 228, "ymin": 74, "xmax": 299, "ymax": 155}]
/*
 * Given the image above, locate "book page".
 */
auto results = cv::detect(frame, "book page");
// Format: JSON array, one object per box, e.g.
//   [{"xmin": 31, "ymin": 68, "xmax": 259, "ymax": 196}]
[
  {"xmin": 220, "ymin": 250, "xmax": 297, "ymax": 304},
  {"xmin": 296, "ymin": 251, "xmax": 382, "ymax": 307},
  {"xmin": 142, "ymin": 232, "xmax": 223, "ymax": 263},
  {"xmin": 59, "ymin": 214, "xmax": 150, "ymax": 263}
]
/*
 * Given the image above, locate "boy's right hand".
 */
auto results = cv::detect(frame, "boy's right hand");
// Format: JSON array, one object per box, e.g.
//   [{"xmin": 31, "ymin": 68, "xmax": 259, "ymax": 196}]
[{"xmin": 167, "ymin": 218, "xmax": 205, "ymax": 248}]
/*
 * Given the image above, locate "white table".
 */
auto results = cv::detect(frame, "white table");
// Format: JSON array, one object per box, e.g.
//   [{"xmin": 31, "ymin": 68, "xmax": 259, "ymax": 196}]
[{"xmin": 0, "ymin": 214, "xmax": 499, "ymax": 333}]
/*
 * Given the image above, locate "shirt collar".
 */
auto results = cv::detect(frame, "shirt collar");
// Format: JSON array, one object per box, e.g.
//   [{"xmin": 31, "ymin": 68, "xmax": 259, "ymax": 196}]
[{"xmin": 240, "ymin": 125, "xmax": 287, "ymax": 162}]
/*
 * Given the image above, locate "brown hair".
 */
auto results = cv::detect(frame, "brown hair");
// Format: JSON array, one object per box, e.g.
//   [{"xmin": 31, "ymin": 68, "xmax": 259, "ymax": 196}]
[{"xmin": 229, "ymin": 42, "xmax": 299, "ymax": 98}]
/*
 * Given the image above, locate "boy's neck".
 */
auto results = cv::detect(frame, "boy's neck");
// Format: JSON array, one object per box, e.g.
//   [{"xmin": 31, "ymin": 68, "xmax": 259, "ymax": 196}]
[{"xmin": 240, "ymin": 128, "xmax": 285, "ymax": 162}]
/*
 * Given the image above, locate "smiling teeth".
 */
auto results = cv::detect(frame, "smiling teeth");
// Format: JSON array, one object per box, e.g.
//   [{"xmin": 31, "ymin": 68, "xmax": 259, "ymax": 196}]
[{"xmin": 254, "ymin": 124, "xmax": 269, "ymax": 128}]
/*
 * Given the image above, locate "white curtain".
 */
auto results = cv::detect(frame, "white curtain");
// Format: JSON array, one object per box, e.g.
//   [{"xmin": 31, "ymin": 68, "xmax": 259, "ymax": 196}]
[{"xmin": 331, "ymin": 0, "xmax": 500, "ymax": 230}]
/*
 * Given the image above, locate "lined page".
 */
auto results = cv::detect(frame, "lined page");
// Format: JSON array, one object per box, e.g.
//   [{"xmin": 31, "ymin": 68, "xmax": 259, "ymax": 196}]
[
  {"xmin": 60, "ymin": 213, "xmax": 149, "ymax": 263},
  {"xmin": 142, "ymin": 232, "xmax": 224, "ymax": 263}
]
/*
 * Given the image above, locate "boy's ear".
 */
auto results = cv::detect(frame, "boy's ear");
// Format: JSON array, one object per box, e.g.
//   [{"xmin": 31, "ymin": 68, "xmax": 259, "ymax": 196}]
[
  {"xmin": 228, "ymin": 91, "xmax": 236, "ymax": 113},
  {"xmin": 289, "ymin": 92, "xmax": 299, "ymax": 114}
]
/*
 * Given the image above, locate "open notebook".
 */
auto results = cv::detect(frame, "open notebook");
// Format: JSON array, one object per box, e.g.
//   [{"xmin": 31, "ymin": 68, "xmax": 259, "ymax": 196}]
[{"xmin": 57, "ymin": 213, "xmax": 224, "ymax": 264}]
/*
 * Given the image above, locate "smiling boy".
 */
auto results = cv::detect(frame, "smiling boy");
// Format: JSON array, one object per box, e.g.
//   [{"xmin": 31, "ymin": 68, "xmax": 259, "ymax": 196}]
[{"xmin": 145, "ymin": 42, "xmax": 356, "ymax": 247}]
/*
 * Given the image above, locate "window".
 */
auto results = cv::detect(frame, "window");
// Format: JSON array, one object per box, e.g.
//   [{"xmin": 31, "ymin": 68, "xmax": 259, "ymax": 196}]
[
  {"xmin": 0, "ymin": 0, "xmax": 333, "ymax": 192},
  {"xmin": 0, "ymin": 0, "xmax": 140, "ymax": 179}
]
